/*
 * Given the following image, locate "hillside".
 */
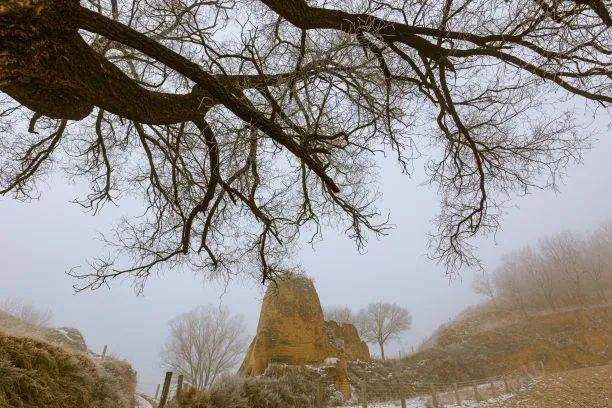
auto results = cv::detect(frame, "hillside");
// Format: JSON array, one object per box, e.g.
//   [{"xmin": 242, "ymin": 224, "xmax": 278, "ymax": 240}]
[
  {"xmin": 0, "ymin": 311, "xmax": 136, "ymax": 408},
  {"xmin": 400, "ymin": 303, "xmax": 612, "ymax": 383},
  {"xmin": 0, "ymin": 310, "xmax": 89, "ymax": 352},
  {"xmin": 494, "ymin": 364, "xmax": 612, "ymax": 408},
  {"xmin": 335, "ymin": 303, "xmax": 612, "ymax": 405}
]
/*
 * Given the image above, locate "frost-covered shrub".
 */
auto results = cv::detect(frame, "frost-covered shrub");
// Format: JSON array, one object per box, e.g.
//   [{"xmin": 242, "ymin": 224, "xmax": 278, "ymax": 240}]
[
  {"xmin": 0, "ymin": 333, "xmax": 135, "ymax": 408},
  {"xmin": 177, "ymin": 367, "xmax": 322, "ymax": 408},
  {"xmin": 327, "ymin": 388, "xmax": 347, "ymax": 406}
]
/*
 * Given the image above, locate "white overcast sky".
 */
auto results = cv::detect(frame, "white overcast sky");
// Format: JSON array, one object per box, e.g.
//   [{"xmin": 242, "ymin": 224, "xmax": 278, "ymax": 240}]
[{"xmin": 0, "ymin": 109, "xmax": 610, "ymax": 393}]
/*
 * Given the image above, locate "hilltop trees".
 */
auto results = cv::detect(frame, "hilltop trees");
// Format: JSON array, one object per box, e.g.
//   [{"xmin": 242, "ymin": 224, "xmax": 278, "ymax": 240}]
[
  {"xmin": 1, "ymin": 0, "xmax": 610, "ymax": 289},
  {"xmin": 160, "ymin": 305, "xmax": 248, "ymax": 390},
  {"xmin": 323, "ymin": 306, "xmax": 354, "ymax": 325},
  {"xmin": 0, "ymin": 299, "xmax": 53, "ymax": 327},
  {"xmin": 471, "ymin": 272, "xmax": 496, "ymax": 307},
  {"xmin": 482, "ymin": 222, "xmax": 612, "ymax": 313}
]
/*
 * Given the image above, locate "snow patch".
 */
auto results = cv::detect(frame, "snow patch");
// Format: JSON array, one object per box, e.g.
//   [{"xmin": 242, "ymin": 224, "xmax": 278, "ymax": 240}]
[
  {"xmin": 324, "ymin": 357, "xmax": 339, "ymax": 365},
  {"xmin": 135, "ymin": 395, "xmax": 153, "ymax": 408},
  {"xmin": 338, "ymin": 392, "xmax": 515, "ymax": 407}
]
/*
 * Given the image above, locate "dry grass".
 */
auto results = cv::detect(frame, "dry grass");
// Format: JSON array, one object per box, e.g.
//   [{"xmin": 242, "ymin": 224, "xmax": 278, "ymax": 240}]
[
  {"xmin": 0, "ymin": 310, "xmax": 85, "ymax": 352},
  {"xmin": 0, "ymin": 314, "xmax": 136, "ymax": 408},
  {"xmin": 397, "ymin": 304, "xmax": 612, "ymax": 383},
  {"xmin": 340, "ymin": 303, "xmax": 612, "ymax": 399},
  {"xmin": 166, "ymin": 365, "xmax": 337, "ymax": 408},
  {"xmin": 498, "ymin": 364, "xmax": 612, "ymax": 407}
]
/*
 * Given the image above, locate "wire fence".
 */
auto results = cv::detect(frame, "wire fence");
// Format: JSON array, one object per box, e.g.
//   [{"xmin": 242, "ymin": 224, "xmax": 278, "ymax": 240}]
[
  {"xmin": 350, "ymin": 361, "xmax": 546, "ymax": 408},
  {"xmin": 146, "ymin": 361, "xmax": 547, "ymax": 408}
]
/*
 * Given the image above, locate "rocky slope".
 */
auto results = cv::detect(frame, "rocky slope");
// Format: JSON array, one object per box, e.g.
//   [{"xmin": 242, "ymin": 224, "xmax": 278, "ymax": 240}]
[
  {"xmin": 239, "ymin": 274, "xmax": 369, "ymax": 399},
  {"xmin": 240, "ymin": 275, "xmax": 369, "ymax": 377}
]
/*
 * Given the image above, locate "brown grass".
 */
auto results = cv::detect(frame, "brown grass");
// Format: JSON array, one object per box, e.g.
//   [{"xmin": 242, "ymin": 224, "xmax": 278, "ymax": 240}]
[
  {"xmin": 0, "ymin": 310, "xmax": 84, "ymax": 352},
  {"xmin": 399, "ymin": 304, "xmax": 612, "ymax": 383},
  {"xmin": 340, "ymin": 303, "xmax": 612, "ymax": 400},
  {"xmin": 0, "ymin": 318, "xmax": 136, "ymax": 408},
  {"xmin": 498, "ymin": 364, "xmax": 612, "ymax": 407}
]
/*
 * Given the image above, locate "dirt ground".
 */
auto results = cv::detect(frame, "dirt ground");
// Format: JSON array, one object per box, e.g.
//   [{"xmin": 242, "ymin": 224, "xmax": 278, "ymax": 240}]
[{"xmin": 497, "ymin": 364, "xmax": 612, "ymax": 407}]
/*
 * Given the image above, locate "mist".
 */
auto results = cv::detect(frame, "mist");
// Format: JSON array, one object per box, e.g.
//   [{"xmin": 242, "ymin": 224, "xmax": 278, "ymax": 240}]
[{"xmin": 1, "ymin": 118, "xmax": 611, "ymax": 394}]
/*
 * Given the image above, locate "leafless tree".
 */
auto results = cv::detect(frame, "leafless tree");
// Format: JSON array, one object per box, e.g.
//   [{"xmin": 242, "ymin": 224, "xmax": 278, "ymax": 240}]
[
  {"xmin": 516, "ymin": 246, "xmax": 558, "ymax": 311},
  {"xmin": 540, "ymin": 231, "xmax": 589, "ymax": 306},
  {"xmin": 0, "ymin": 298, "xmax": 53, "ymax": 326},
  {"xmin": 585, "ymin": 224, "xmax": 612, "ymax": 303},
  {"xmin": 355, "ymin": 302, "xmax": 412, "ymax": 360},
  {"xmin": 491, "ymin": 221, "xmax": 612, "ymax": 314},
  {"xmin": 0, "ymin": 0, "xmax": 609, "ymax": 290},
  {"xmin": 494, "ymin": 254, "xmax": 531, "ymax": 316},
  {"xmin": 471, "ymin": 271, "xmax": 496, "ymax": 307},
  {"xmin": 160, "ymin": 305, "xmax": 248, "ymax": 390},
  {"xmin": 323, "ymin": 306, "xmax": 354, "ymax": 325}
]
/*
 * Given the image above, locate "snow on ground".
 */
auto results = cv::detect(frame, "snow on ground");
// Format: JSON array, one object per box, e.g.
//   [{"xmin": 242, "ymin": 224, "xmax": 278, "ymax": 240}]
[
  {"xmin": 339, "ymin": 393, "xmax": 514, "ymax": 407},
  {"xmin": 338, "ymin": 397, "xmax": 428, "ymax": 407},
  {"xmin": 444, "ymin": 393, "xmax": 514, "ymax": 407},
  {"xmin": 135, "ymin": 394, "xmax": 154, "ymax": 408}
]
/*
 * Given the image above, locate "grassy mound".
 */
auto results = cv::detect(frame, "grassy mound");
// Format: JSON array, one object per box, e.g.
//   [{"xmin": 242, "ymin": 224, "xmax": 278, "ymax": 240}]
[
  {"xmin": 0, "ymin": 311, "xmax": 85, "ymax": 352},
  {"xmin": 339, "ymin": 304, "xmax": 611, "ymax": 401},
  {"xmin": 400, "ymin": 304, "xmax": 612, "ymax": 383},
  {"xmin": 0, "ymin": 332, "xmax": 135, "ymax": 408}
]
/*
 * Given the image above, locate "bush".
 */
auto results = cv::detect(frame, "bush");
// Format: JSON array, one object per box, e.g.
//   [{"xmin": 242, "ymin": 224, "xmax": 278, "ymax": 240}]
[
  {"xmin": 176, "ymin": 365, "xmax": 333, "ymax": 408},
  {"xmin": 0, "ymin": 333, "xmax": 135, "ymax": 408}
]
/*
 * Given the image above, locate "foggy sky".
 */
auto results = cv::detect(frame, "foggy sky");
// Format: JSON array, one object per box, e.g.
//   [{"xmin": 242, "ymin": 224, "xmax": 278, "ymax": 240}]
[{"xmin": 1, "ymin": 112, "xmax": 610, "ymax": 394}]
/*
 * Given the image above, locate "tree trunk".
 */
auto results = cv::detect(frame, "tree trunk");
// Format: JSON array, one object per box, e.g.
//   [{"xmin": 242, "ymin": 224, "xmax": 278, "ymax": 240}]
[{"xmin": 379, "ymin": 342, "xmax": 385, "ymax": 360}]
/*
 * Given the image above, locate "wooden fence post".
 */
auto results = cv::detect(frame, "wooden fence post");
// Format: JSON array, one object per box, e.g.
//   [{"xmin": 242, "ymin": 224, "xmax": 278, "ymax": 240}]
[
  {"xmin": 503, "ymin": 377, "xmax": 510, "ymax": 394},
  {"xmin": 522, "ymin": 365, "xmax": 529, "ymax": 378},
  {"xmin": 399, "ymin": 384, "xmax": 407, "ymax": 408},
  {"xmin": 101, "ymin": 345, "xmax": 107, "ymax": 360},
  {"xmin": 453, "ymin": 383, "xmax": 460, "ymax": 405},
  {"xmin": 430, "ymin": 384, "xmax": 438, "ymax": 408},
  {"xmin": 316, "ymin": 381, "xmax": 323, "ymax": 408},
  {"xmin": 176, "ymin": 374, "xmax": 184, "ymax": 400},
  {"xmin": 360, "ymin": 380, "xmax": 367, "ymax": 408},
  {"xmin": 158, "ymin": 371, "xmax": 173, "ymax": 408},
  {"xmin": 154, "ymin": 384, "xmax": 160, "ymax": 401},
  {"xmin": 472, "ymin": 384, "xmax": 481, "ymax": 402},
  {"xmin": 529, "ymin": 362, "xmax": 538, "ymax": 376},
  {"xmin": 515, "ymin": 373, "xmax": 522, "ymax": 390}
]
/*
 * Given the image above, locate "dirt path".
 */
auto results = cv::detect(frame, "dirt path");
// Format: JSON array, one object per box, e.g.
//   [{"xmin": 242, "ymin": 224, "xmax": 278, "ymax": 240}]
[
  {"xmin": 497, "ymin": 365, "xmax": 612, "ymax": 407},
  {"xmin": 135, "ymin": 394, "xmax": 155, "ymax": 408}
]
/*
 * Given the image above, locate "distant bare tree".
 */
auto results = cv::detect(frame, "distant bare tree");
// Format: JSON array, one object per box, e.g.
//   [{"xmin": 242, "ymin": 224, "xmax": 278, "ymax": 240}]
[
  {"xmin": 491, "ymin": 221, "xmax": 612, "ymax": 314},
  {"xmin": 472, "ymin": 272, "xmax": 497, "ymax": 307},
  {"xmin": 516, "ymin": 246, "xmax": 558, "ymax": 311},
  {"xmin": 540, "ymin": 232, "xmax": 588, "ymax": 306},
  {"xmin": 356, "ymin": 302, "xmax": 412, "ymax": 360},
  {"xmin": 0, "ymin": 298, "xmax": 53, "ymax": 326},
  {"xmin": 324, "ymin": 306, "xmax": 354, "ymax": 325},
  {"xmin": 160, "ymin": 305, "xmax": 248, "ymax": 390},
  {"xmin": 585, "ymin": 224, "xmax": 612, "ymax": 303},
  {"xmin": 494, "ymin": 255, "xmax": 531, "ymax": 316}
]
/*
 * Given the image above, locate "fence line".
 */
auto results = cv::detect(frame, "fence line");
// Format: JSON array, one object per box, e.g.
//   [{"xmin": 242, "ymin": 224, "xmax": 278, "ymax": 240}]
[
  {"xmin": 147, "ymin": 361, "xmax": 546, "ymax": 407},
  {"xmin": 356, "ymin": 361, "xmax": 546, "ymax": 407}
]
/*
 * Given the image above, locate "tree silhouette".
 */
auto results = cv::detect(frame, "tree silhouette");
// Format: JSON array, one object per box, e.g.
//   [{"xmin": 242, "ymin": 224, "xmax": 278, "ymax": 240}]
[{"xmin": 0, "ymin": 0, "xmax": 609, "ymax": 289}]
